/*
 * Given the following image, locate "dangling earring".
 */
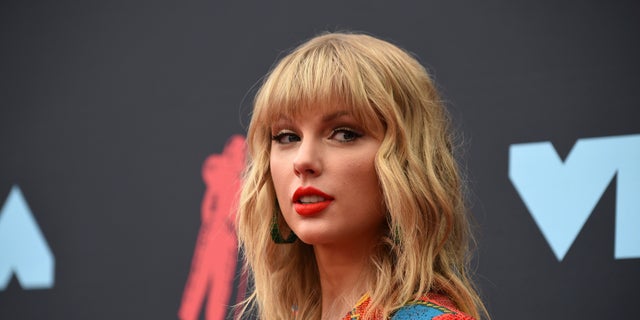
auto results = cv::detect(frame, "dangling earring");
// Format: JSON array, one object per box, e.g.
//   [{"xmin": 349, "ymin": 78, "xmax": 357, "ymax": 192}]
[
  {"xmin": 392, "ymin": 225, "xmax": 402, "ymax": 246},
  {"xmin": 387, "ymin": 212, "xmax": 401, "ymax": 246},
  {"xmin": 271, "ymin": 214, "xmax": 297, "ymax": 244}
]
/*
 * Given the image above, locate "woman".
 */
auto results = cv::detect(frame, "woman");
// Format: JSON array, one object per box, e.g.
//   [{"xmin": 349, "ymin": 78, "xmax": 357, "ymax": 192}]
[{"xmin": 237, "ymin": 32, "xmax": 487, "ymax": 319}]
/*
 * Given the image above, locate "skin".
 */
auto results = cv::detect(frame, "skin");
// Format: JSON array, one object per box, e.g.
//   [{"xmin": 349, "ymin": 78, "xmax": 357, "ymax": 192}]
[{"xmin": 269, "ymin": 106, "xmax": 386, "ymax": 319}]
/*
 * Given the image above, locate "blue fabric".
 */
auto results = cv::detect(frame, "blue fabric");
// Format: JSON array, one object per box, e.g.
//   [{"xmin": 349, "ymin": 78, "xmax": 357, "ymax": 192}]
[{"xmin": 391, "ymin": 304, "xmax": 446, "ymax": 319}]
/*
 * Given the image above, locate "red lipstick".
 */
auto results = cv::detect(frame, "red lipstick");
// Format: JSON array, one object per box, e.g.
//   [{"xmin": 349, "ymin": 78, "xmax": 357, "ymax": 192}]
[{"xmin": 292, "ymin": 186, "xmax": 334, "ymax": 216}]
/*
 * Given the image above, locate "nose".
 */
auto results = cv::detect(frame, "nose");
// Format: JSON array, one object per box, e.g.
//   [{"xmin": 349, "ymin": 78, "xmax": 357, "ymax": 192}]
[{"xmin": 293, "ymin": 138, "xmax": 322, "ymax": 177}]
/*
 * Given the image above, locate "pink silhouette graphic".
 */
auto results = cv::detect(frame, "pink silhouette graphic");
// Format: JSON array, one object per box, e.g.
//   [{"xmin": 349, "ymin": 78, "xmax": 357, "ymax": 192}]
[{"xmin": 179, "ymin": 135, "xmax": 247, "ymax": 320}]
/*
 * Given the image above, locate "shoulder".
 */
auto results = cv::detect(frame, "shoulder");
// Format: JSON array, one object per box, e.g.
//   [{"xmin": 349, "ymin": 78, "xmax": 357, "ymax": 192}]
[{"xmin": 390, "ymin": 294, "xmax": 475, "ymax": 320}]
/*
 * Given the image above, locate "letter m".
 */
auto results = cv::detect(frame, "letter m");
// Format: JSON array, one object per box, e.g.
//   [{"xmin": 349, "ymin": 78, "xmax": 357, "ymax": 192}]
[{"xmin": 509, "ymin": 134, "xmax": 640, "ymax": 261}]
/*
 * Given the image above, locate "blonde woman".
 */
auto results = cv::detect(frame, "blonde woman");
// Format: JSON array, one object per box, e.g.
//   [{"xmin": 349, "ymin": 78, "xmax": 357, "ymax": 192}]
[{"xmin": 237, "ymin": 32, "xmax": 488, "ymax": 319}]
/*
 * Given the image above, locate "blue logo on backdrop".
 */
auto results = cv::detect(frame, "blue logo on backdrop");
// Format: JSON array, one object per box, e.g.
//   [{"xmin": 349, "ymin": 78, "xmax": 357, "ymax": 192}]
[
  {"xmin": 0, "ymin": 185, "xmax": 55, "ymax": 290},
  {"xmin": 509, "ymin": 134, "xmax": 640, "ymax": 261}
]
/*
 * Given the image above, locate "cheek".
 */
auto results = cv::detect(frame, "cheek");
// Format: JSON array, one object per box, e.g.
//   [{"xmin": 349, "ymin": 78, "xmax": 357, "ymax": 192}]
[
  {"xmin": 269, "ymin": 149, "xmax": 287, "ymax": 179},
  {"xmin": 348, "ymin": 159, "xmax": 383, "ymax": 201},
  {"xmin": 269, "ymin": 156, "xmax": 282, "ymax": 188},
  {"xmin": 365, "ymin": 158, "xmax": 385, "ymax": 211},
  {"xmin": 270, "ymin": 154, "xmax": 291, "ymax": 205}
]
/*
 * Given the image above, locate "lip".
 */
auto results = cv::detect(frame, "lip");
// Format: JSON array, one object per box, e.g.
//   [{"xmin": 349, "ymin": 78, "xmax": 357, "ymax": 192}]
[{"xmin": 292, "ymin": 186, "xmax": 334, "ymax": 217}]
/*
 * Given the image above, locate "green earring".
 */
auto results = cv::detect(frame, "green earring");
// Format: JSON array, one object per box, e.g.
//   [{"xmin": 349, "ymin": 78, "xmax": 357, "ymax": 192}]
[
  {"xmin": 270, "ymin": 215, "xmax": 297, "ymax": 244},
  {"xmin": 393, "ymin": 225, "xmax": 402, "ymax": 246}
]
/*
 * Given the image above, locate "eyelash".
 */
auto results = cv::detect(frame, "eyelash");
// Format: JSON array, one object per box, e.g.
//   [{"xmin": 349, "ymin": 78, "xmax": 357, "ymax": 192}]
[
  {"xmin": 271, "ymin": 131, "xmax": 300, "ymax": 144},
  {"xmin": 271, "ymin": 128, "xmax": 363, "ymax": 144},
  {"xmin": 331, "ymin": 127, "xmax": 363, "ymax": 142}
]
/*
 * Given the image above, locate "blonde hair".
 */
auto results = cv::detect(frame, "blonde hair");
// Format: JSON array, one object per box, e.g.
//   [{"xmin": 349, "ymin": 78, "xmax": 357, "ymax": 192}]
[{"xmin": 237, "ymin": 32, "xmax": 487, "ymax": 319}]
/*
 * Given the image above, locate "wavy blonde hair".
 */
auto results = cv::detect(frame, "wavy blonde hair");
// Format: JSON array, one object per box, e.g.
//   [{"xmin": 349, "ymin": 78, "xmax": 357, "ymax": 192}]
[{"xmin": 237, "ymin": 32, "xmax": 487, "ymax": 319}]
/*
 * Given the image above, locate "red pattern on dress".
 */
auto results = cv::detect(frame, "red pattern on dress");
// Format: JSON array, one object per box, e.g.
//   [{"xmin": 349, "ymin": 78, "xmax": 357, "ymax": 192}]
[{"xmin": 341, "ymin": 293, "xmax": 474, "ymax": 320}]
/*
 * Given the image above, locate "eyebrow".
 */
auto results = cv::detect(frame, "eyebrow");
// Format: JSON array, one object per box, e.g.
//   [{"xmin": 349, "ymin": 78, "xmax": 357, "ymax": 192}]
[
  {"xmin": 274, "ymin": 111, "xmax": 352, "ymax": 124},
  {"xmin": 321, "ymin": 111, "xmax": 351, "ymax": 122}
]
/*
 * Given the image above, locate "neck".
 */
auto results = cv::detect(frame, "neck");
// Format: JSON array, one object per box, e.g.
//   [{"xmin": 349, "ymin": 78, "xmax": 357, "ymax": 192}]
[{"xmin": 314, "ymin": 239, "xmax": 377, "ymax": 320}]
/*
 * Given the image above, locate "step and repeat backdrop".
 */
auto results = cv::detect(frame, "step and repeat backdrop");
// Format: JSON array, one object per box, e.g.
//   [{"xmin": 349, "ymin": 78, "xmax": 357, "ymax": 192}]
[{"xmin": 1, "ymin": 1, "xmax": 638, "ymax": 319}]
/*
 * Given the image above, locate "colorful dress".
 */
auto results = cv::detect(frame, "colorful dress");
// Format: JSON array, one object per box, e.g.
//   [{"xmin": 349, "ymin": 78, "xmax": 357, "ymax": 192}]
[{"xmin": 342, "ymin": 294, "xmax": 474, "ymax": 320}]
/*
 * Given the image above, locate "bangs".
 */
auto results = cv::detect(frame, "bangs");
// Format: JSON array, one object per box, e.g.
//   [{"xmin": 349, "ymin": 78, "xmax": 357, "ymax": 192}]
[{"xmin": 253, "ymin": 36, "xmax": 385, "ymax": 134}]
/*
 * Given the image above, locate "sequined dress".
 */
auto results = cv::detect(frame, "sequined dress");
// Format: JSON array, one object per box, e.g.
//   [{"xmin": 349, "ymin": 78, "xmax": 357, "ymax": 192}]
[{"xmin": 341, "ymin": 293, "xmax": 474, "ymax": 320}]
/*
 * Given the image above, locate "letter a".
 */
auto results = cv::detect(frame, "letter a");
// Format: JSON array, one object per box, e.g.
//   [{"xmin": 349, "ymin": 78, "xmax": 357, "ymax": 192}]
[{"xmin": 0, "ymin": 185, "xmax": 55, "ymax": 290}]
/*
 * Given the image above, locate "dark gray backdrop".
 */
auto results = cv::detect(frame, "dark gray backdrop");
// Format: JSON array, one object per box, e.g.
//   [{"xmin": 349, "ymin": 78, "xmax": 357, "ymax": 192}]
[{"xmin": 1, "ymin": 1, "xmax": 638, "ymax": 319}]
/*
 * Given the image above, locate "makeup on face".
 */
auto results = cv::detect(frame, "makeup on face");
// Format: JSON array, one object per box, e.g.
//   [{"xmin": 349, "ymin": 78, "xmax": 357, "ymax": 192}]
[
  {"xmin": 269, "ymin": 107, "xmax": 386, "ymax": 245},
  {"xmin": 292, "ymin": 186, "xmax": 335, "ymax": 216}
]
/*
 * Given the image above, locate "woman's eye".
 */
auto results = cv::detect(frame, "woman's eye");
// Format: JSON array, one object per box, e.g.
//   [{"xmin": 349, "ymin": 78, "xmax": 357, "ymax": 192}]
[
  {"xmin": 331, "ymin": 128, "xmax": 362, "ymax": 142},
  {"xmin": 272, "ymin": 132, "xmax": 301, "ymax": 144}
]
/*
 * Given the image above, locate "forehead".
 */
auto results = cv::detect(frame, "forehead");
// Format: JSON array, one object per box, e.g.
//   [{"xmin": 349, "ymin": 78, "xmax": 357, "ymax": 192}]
[
  {"xmin": 266, "ymin": 101, "xmax": 384, "ymax": 133},
  {"xmin": 253, "ymin": 38, "xmax": 389, "ymax": 136},
  {"xmin": 270, "ymin": 103, "xmax": 350, "ymax": 121}
]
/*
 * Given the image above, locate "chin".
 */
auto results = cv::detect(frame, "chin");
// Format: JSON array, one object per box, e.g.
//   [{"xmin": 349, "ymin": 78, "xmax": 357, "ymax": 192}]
[
  {"xmin": 295, "ymin": 233, "xmax": 323, "ymax": 245},
  {"xmin": 293, "ymin": 230, "xmax": 333, "ymax": 245}
]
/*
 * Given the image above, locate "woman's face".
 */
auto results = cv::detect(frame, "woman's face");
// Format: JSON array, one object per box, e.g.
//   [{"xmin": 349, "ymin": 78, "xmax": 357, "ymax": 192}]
[{"xmin": 270, "ymin": 106, "xmax": 386, "ymax": 247}]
